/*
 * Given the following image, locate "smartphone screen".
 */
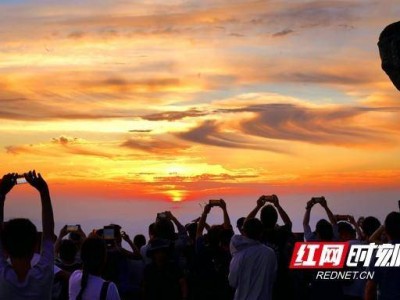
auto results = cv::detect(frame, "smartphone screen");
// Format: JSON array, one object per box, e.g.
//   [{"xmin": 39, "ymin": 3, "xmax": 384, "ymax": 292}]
[
  {"xmin": 209, "ymin": 199, "xmax": 221, "ymax": 205},
  {"xmin": 67, "ymin": 225, "xmax": 79, "ymax": 232},
  {"xmin": 103, "ymin": 228, "xmax": 115, "ymax": 240},
  {"xmin": 16, "ymin": 177, "xmax": 27, "ymax": 185}
]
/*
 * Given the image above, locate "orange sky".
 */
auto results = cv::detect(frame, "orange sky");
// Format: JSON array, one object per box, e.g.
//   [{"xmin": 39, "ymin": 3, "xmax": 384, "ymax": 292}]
[{"xmin": 1, "ymin": 0, "xmax": 399, "ymax": 233}]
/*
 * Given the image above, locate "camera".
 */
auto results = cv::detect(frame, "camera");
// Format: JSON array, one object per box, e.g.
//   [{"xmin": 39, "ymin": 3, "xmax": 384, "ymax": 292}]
[
  {"xmin": 16, "ymin": 174, "xmax": 27, "ymax": 185},
  {"xmin": 209, "ymin": 199, "xmax": 222, "ymax": 206},
  {"xmin": 103, "ymin": 225, "xmax": 116, "ymax": 240},
  {"xmin": 67, "ymin": 225, "xmax": 80, "ymax": 232}
]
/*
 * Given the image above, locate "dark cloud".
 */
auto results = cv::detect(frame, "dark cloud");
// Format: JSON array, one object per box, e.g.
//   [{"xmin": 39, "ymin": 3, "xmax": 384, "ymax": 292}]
[
  {"xmin": 0, "ymin": 97, "xmax": 131, "ymax": 121},
  {"xmin": 176, "ymin": 103, "xmax": 399, "ymax": 149},
  {"xmin": 272, "ymin": 29, "xmax": 294, "ymax": 37},
  {"xmin": 141, "ymin": 108, "xmax": 207, "ymax": 121},
  {"xmin": 52, "ymin": 136, "xmax": 78, "ymax": 145},
  {"xmin": 129, "ymin": 129, "xmax": 153, "ymax": 133},
  {"xmin": 6, "ymin": 136, "xmax": 116, "ymax": 159},
  {"xmin": 67, "ymin": 31, "xmax": 85, "ymax": 39},
  {"xmin": 178, "ymin": 120, "xmax": 285, "ymax": 152},
  {"xmin": 153, "ymin": 173, "xmax": 259, "ymax": 182},
  {"xmin": 121, "ymin": 137, "xmax": 191, "ymax": 154},
  {"xmin": 239, "ymin": 103, "xmax": 396, "ymax": 146}
]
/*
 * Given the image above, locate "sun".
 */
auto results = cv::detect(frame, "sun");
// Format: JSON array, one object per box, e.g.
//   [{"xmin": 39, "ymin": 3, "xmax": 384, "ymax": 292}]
[{"xmin": 166, "ymin": 190, "xmax": 185, "ymax": 202}]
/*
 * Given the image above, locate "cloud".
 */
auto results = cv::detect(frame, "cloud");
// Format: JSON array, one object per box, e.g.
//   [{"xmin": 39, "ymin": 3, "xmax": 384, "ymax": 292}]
[
  {"xmin": 178, "ymin": 120, "xmax": 285, "ymax": 152},
  {"xmin": 239, "ymin": 103, "xmax": 397, "ymax": 146},
  {"xmin": 121, "ymin": 137, "xmax": 191, "ymax": 154},
  {"xmin": 140, "ymin": 108, "xmax": 207, "ymax": 121},
  {"xmin": 129, "ymin": 129, "xmax": 153, "ymax": 133},
  {"xmin": 6, "ymin": 136, "xmax": 117, "ymax": 159},
  {"xmin": 153, "ymin": 172, "xmax": 259, "ymax": 183},
  {"xmin": 175, "ymin": 102, "xmax": 400, "ymax": 149},
  {"xmin": 272, "ymin": 29, "xmax": 294, "ymax": 37}
]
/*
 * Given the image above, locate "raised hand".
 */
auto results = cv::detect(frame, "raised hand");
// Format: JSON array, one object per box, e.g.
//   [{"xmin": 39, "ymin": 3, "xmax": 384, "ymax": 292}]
[
  {"xmin": 319, "ymin": 197, "xmax": 327, "ymax": 208},
  {"xmin": 59, "ymin": 225, "xmax": 69, "ymax": 238},
  {"xmin": 24, "ymin": 170, "xmax": 48, "ymax": 193},
  {"xmin": 257, "ymin": 196, "xmax": 266, "ymax": 208},
  {"xmin": 121, "ymin": 231, "xmax": 131, "ymax": 242},
  {"xmin": 219, "ymin": 199, "xmax": 227, "ymax": 210},
  {"xmin": 306, "ymin": 199, "xmax": 315, "ymax": 209},
  {"xmin": 270, "ymin": 194, "xmax": 279, "ymax": 206},
  {"xmin": 204, "ymin": 203, "xmax": 212, "ymax": 214},
  {"xmin": 0, "ymin": 173, "xmax": 17, "ymax": 197}
]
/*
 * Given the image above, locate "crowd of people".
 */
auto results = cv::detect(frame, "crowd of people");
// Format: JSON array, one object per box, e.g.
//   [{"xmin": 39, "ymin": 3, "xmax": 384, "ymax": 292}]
[{"xmin": 0, "ymin": 171, "xmax": 399, "ymax": 300}]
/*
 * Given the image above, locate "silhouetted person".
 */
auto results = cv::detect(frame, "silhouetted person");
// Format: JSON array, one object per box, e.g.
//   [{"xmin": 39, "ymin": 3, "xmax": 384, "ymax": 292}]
[
  {"xmin": 142, "ymin": 238, "xmax": 187, "ymax": 300},
  {"xmin": 303, "ymin": 197, "xmax": 344, "ymax": 300},
  {"xmin": 236, "ymin": 217, "xmax": 245, "ymax": 235},
  {"xmin": 0, "ymin": 171, "xmax": 55, "ymax": 300},
  {"xmin": 229, "ymin": 218, "xmax": 277, "ymax": 300},
  {"xmin": 194, "ymin": 200, "xmax": 234, "ymax": 300},
  {"xmin": 365, "ymin": 212, "xmax": 400, "ymax": 300},
  {"xmin": 69, "ymin": 237, "xmax": 120, "ymax": 300},
  {"xmin": 246, "ymin": 195, "xmax": 294, "ymax": 300}
]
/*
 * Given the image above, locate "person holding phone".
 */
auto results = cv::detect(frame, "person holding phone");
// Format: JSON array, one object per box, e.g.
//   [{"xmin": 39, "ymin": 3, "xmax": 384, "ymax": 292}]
[{"xmin": 0, "ymin": 171, "xmax": 55, "ymax": 300}]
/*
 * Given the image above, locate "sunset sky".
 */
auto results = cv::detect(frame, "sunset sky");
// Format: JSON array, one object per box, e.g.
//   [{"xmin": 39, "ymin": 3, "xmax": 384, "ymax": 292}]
[{"xmin": 1, "ymin": 0, "xmax": 399, "ymax": 234}]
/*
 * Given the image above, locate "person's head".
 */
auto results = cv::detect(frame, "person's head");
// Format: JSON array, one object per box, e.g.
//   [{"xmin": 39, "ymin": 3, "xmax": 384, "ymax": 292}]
[
  {"xmin": 59, "ymin": 239, "xmax": 78, "ymax": 264},
  {"xmin": 337, "ymin": 221, "xmax": 356, "ymax": 241},
  {"xmin": 260, "ymin": 205, "xmax": 278, "ymax": 229},
  {"xmin": 77, "ymin": 237, "xmax": 107, "ymax": 300},
  {"xmin": 133, "ymin": 234, "xmax": 146, "ymax": 250},
  {"xmin": 243, "ymin": 218, "xmax": 263, "ymax": 241},
  {"xmin": 154, "ymin": 218, "xmax": 175, "ymax": 241},
  {"xmin": 384, "ymin": 212, "xmax": 400, "ymax": 241},
  {"xmin": 220, "ymin": 228, "xmax": 234, "ymax": 250},
  {"xmin": 357, "ymin": 217, "xmax": 365, "ymax": 228},
  {"xmin": 362, "ymin": 216, "xmax": 381, "ymax": 238},
  {"xmin": 80, "ymin": 237, "xmax": 107, "ymax": 274},
  {"xmin": 207, "ymin": 225, "xmax": 224, "ymax": 248},
  {"xmin": 236, "ymin": 217, "xmax": 246, "ymax": 234},
  {"xmin": 315, "ymin": 219, "xmax": 333, "ymax": 241},
  {"xmin": 147, "ymin": 238, "xmax": 171, "ymax": 266},
  {"xmin": 148, "ymin": 223, "xmax": 156, "ymax": 240},
  {"xmin": 378, "ymin": 21, "xmax": 400, "ymax": 91},
  {"xmin": 1, "ymin": 218, "xmax": 37, "ymax": 261},
  {"xmin": 185, "ymin": 222, "xmax": 197, "ymax": 242},
  {"xmin": 109, "ymin": 224, "xmax": 122, "ymax": 245}
]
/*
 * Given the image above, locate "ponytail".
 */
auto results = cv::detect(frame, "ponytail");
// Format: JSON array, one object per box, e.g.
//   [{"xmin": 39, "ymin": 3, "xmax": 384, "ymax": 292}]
[{"xmin": 76, "ymin": 268, "xmax": 89, "ymax": 300}]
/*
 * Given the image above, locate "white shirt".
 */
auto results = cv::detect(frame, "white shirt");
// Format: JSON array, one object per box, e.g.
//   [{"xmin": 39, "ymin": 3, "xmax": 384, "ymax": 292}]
[
  {"xmin": 0, "ymin": 239, "xmax": 54, "ymax": 300},
  {"xmin": 229, "ymin": 235, "xmax": 277, "ymax": 300},
  {"xmin": 69, "ymin": 270, "xmax": 120, "ymax": 300}
]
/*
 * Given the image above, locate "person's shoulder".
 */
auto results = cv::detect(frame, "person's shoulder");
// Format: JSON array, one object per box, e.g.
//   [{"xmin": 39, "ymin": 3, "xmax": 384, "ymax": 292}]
[
  {"xmin": 69, "ymin": 269, "xmax": 83, "ymax": 284},
  {"xmin": 107, "ymin": 281, "xmax": 121, "ymax": 299},
  {"xmin": 258, "ymin": 243, "xmax": 277, "ymax": 258}
]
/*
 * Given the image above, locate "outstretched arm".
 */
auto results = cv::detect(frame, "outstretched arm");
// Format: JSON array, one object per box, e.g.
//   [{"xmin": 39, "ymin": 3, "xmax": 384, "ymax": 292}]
[
  {"xmin": 0, "ymin": 173, "xmax": 17, "ymax": 226},
  {"xmin": 196, "ymin": 204, "xmax": 212, "ymax": 239},
  {"xmin": 245, "ymin": 196, "xmax": 266, "ymax": 222},
  {"xmin": 320, "ymin": 198, "xmax": 337, "ymax": 225},
  {"xmin": 270, "ymin": 195, "xmax": 292, "ymax": 228},
  {"xmin": 25, "ymin": 171, "xmax": 54, "ymax": 241},
  {"xmin": 166, "ymin": 211, "xmax": 186, "ymax": 234},
  {"xmin": 219, "ymin": 200, "xmax": 231, "ymax": 229},
  {"xmin": 348, "ymin": 215, "xmax": 364, "ymax": 241},
  {"xmin": 303, "ymin": 199, "xmax": 314, "ymax": 228}
]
